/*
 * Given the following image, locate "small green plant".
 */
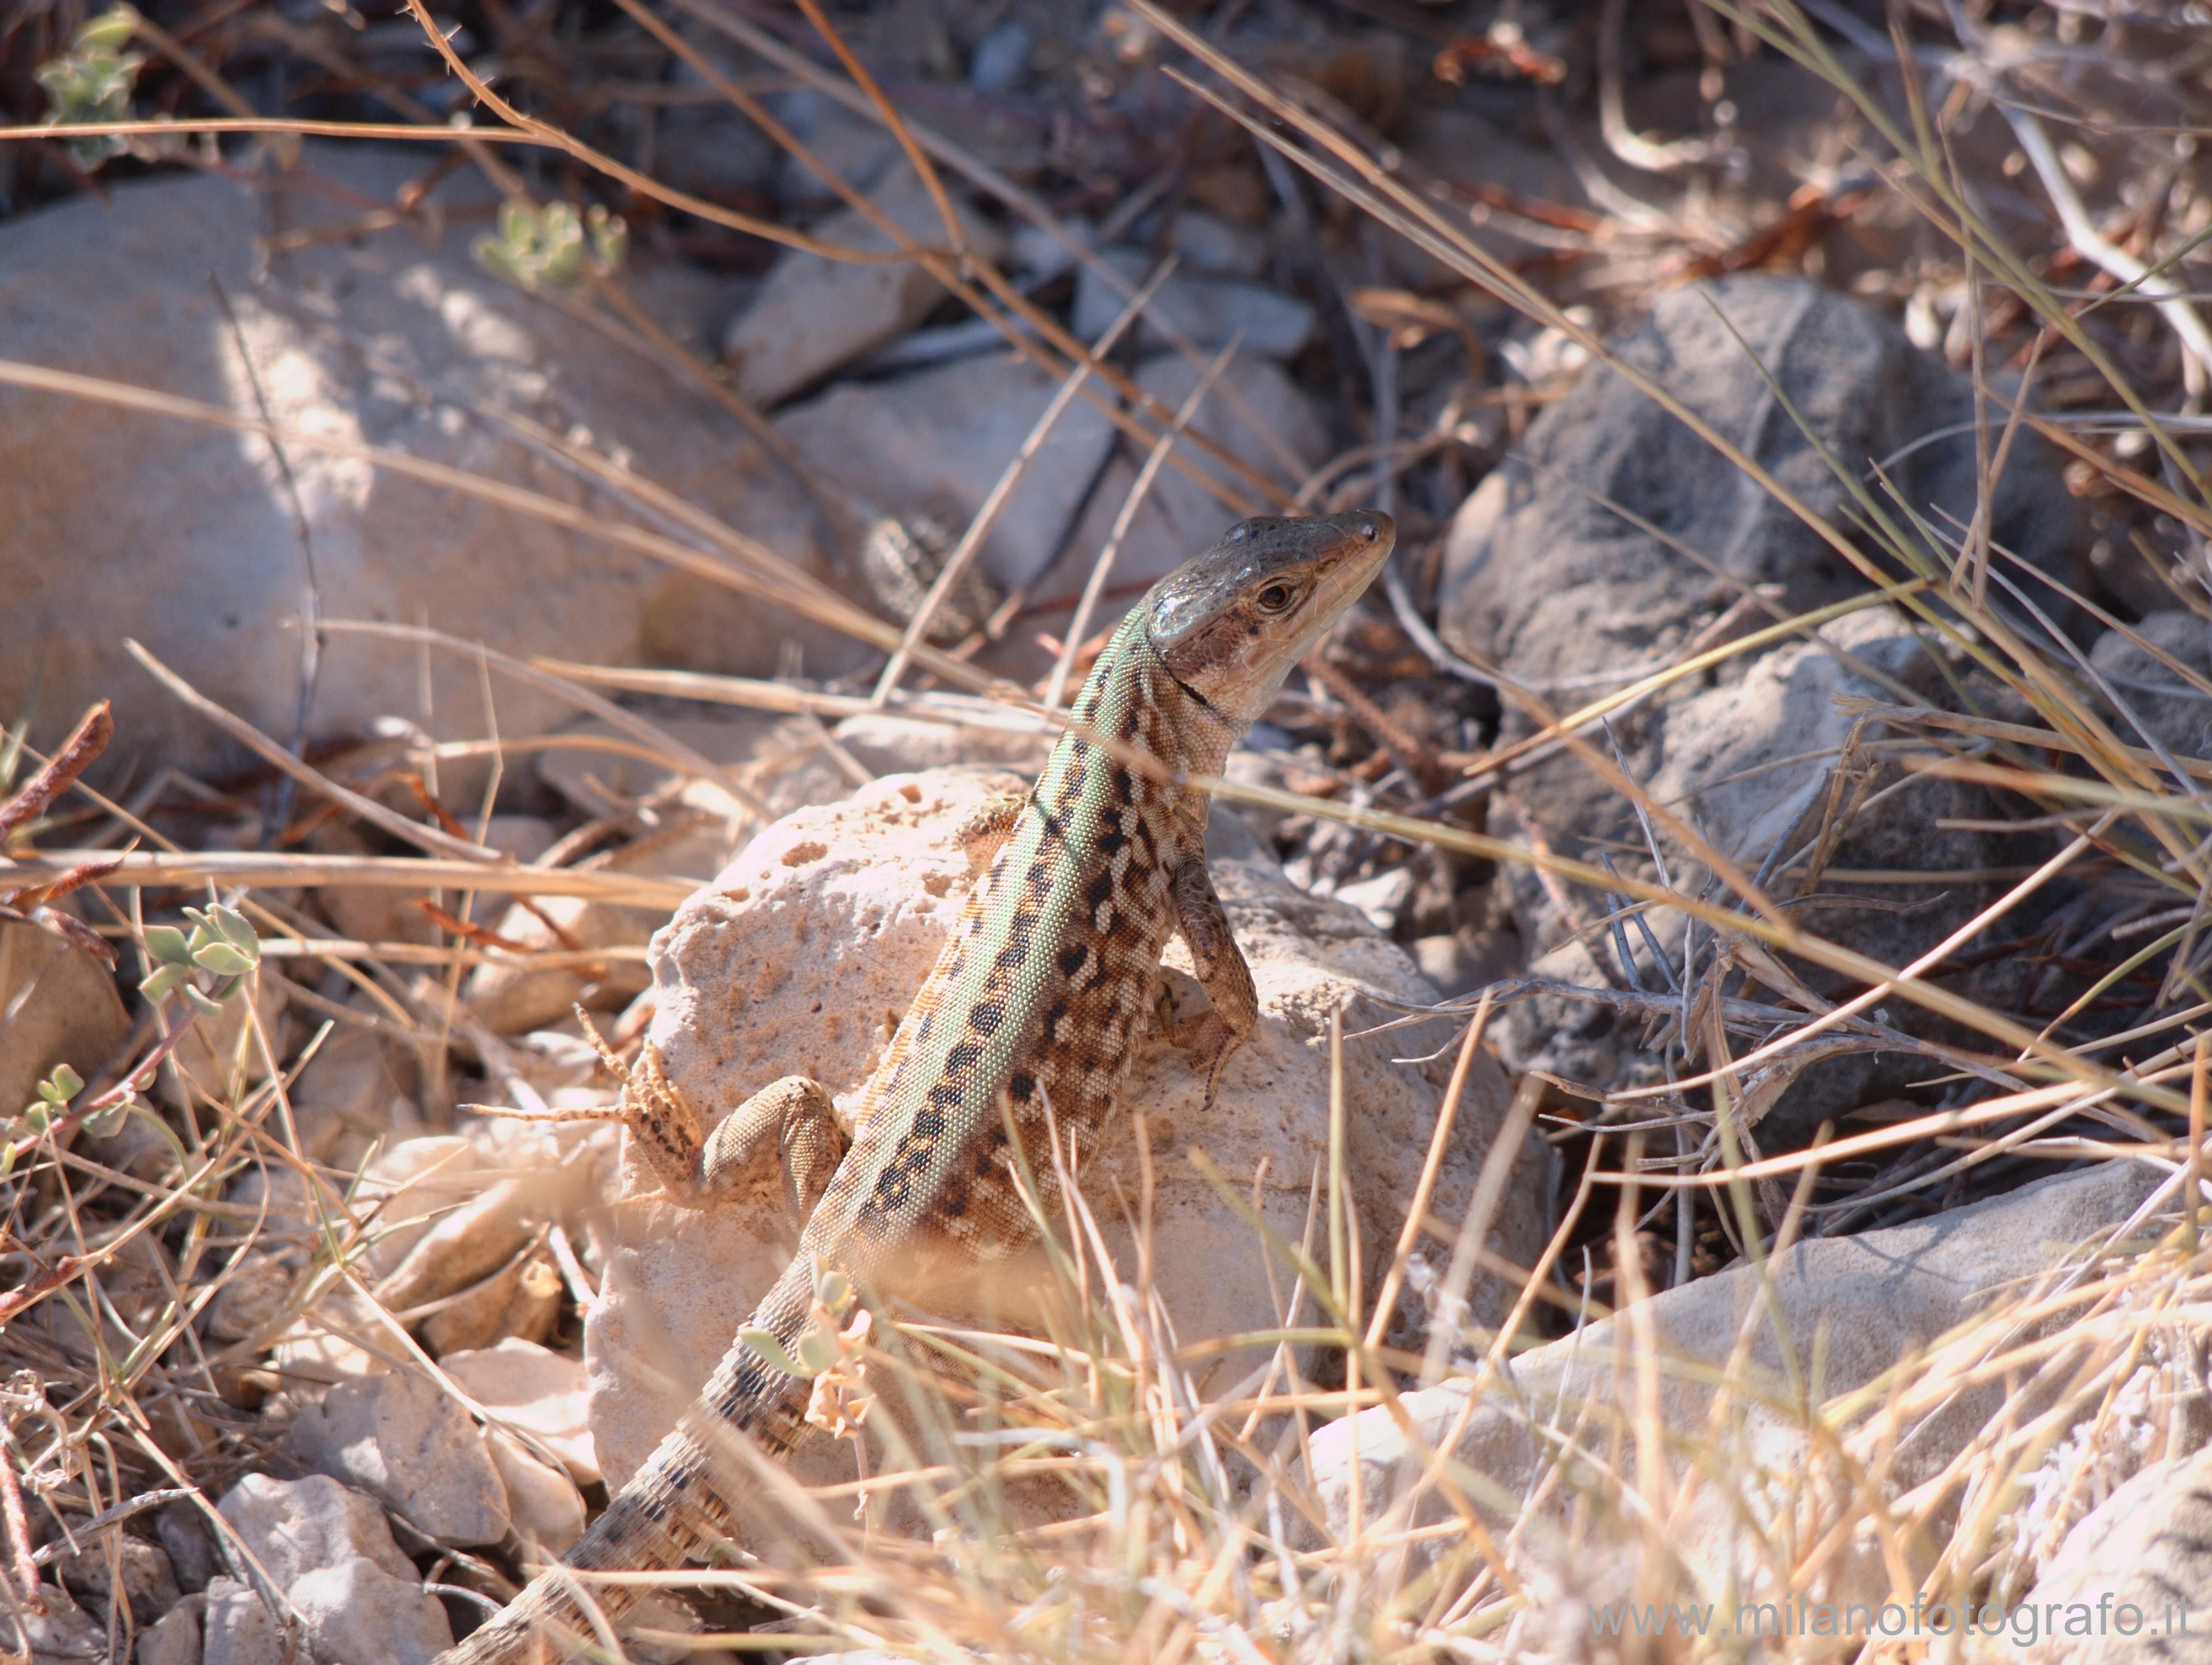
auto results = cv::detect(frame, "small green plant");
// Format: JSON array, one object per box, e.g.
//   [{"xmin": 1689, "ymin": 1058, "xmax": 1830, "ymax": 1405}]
[
  {"xmin": 741, "ymin": 1261, "xmax": 855, "ymax": 1378},
  {"xmin": 19, "ymin": 1062, "xmax": 80, "ymax": 1132},
  {"xmin": 473, "ymin": 199, "xmax": 627, "ymax": 291},
  {"xmin": 138, "ymin": 903, "xmax": 260, "ymax": 1016},
  {"xmin": 35, "ymin": 7, "xmax": 144, "ymax": 169}
]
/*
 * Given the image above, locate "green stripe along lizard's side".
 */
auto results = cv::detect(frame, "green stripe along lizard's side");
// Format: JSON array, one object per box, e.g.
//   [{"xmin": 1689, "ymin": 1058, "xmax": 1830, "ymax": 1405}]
[{"xmin": 441, "ymin": 509, "xmax": 1394, "ymax": 1663}]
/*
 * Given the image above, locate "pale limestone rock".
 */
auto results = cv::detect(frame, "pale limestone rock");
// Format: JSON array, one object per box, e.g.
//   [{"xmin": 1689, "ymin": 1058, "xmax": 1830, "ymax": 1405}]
[
  {"xmin": 285, "ymin": 1371, "xmax": 511, "ymax": 1546},
  {"xmin": 216, "ymin": 1473, "xmax": 419, "ymax": 1589},
  {"xmin": 722, "ymin": 162, "xmax": 1007, "ymax": 409},
  {"xmin": 1975, "ymin": 1441, "xmax": 2212, "ymax": 1664},
  {"xmin": 583, "ymin": 767, "xmax": 1547, "ymax": 1510}
]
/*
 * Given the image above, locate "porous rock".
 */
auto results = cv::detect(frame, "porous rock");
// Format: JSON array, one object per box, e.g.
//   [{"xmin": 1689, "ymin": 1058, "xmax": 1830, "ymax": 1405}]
[
  {"xmin": 1439, "ymin": 276, "xmax": 2083, "ymax": 1134},
  {"xmin": 1307, "ymin": 1162, "xmax": 2164, "ymax": 1628},
  {"xmin": 584, "ymin": 767, "xmax": 1549, "ymax": 1510},
  {"xmin": 285, "ymin": 1371, "xmax": 510, "ymax": 1547},
  {"xmin": 0, "ymin": 142, "xmax": 850, "ymax": 787},
  {"xmin": 1981, "ymin": 1443, "xmax": 2212, "ymax": 1664}
]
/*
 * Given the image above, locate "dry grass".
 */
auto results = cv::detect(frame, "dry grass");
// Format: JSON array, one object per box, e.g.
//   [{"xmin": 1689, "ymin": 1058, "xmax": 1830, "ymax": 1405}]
[{"xmin": 3, "ymin": 0, "xmax": 2211, "ymax": 1659}]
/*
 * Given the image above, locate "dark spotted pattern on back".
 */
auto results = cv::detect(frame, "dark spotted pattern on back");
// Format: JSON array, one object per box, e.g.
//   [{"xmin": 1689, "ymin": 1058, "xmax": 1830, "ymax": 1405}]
[{"xmin": 794, "ymin": 610, "xmax": 1218, "ymax": 1275}]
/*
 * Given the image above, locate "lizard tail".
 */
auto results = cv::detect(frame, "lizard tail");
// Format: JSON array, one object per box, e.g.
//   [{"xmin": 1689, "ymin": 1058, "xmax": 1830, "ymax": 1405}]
[{"xmin": 437, "ymin": 1267, "xmax": 818, "ymax": 1664}]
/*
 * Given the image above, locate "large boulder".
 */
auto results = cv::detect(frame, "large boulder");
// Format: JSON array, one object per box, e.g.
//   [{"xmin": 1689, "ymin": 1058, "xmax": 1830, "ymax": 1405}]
[
  {"xmin": 1438, "ymin": 276, "xmax": 2084, "ymax": 1135},
  {"xmin": 0, "ymin": 142, "xmax": 853, "ymax": 784}
]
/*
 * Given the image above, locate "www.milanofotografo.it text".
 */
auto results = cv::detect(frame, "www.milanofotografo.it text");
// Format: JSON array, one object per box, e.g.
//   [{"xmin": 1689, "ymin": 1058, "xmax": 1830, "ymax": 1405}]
[{"xmin": 1587, "ymin": 1593, "xmax": 2191, "ymax": 1644}]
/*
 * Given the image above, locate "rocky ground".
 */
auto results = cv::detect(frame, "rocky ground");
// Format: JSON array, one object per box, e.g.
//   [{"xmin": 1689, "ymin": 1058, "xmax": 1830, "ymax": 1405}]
[{"xmin": 4, "ymin": 2, "xmax": 2212, "ymax": 1662}]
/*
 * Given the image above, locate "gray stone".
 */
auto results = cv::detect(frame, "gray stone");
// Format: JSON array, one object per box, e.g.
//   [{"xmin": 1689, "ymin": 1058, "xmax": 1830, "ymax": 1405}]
[
  {"xmin": 777, "ymin": 349, "xmax": 1119, "ymax": 592},
  {"xmin": 289, "ymin": 1555, "xmax": 452, "ymax": 1665},
  {"xmin": 584, "ymin": 769, "xmax": 1547, "ymax": 1520},
  {"xmin": 722, "ymin": 162, "xmax": 1007, "ymax": 408},
  {"xmin": 968, "ymin": 19, "xmax": 1032, "ymax": 91},
  {"xmin": 52, "ymin": 1531, "xmax": 180, "ymax": 1625},
  {"xmin": 155, "ymin": 1502, "xmax": 218, "ymax": 1595},
  {"xmin": 136, "ymin": 1594, "xmax": 204, "ymax": 1665},
  {"xmin": 198, "ymin": 1579, "xmax": 284, "ymax": 1665},
  {"xmin": 2090, "ymin": 610, "xmax": 2212, "ymax": 764},
  {"xmin": 1169, "ymin": 209, "xmax": 1269, "ymax": 279},
  {"xmin": 216, "ymin": 1473, "xmax": 418, "ymax": 1591},
  {"xmin": 0, "ymin": 1582, "xmax": 106, "ymax": 1659},
  {"xmin": 1011, "ymin": 353, "xmax": 1326, "ymax": 683},
  {"xmin": 0, "ymin": 143, "xmax": 850, "ymax": 788},
  {"xmin": 1307, "ymin": 1162, "xmax": 2164, "ymax": 1614},
  {"xmin": 1074, "ymin": 247, "xmax": 1315, "ymax": 359},
  {"xmin": 1443, "ymin": 274, "xmax": 2080, "ymax": 686},
  {"xmin": 285, "ymin": 1373, "xmax": 511, "ymax": 1546}
]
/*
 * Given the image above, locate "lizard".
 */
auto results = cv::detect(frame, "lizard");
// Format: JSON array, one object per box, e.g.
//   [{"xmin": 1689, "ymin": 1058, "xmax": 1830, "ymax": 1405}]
[{"xmin": 439, "ymin": 508, "xmax": 1395, "ymax": 1663}]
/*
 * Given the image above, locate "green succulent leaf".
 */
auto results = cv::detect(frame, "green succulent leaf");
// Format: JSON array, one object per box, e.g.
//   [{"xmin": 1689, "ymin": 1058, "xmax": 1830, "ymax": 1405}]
[
  {"xmin": 82, "ymin": 1100, "xmax": 130, "ymax": 1140},
  {"xmin": 138, "ymin": 962, "xmax": 192, "ymax": 1003},
  {"xmin": 739, "ymin": 1328, "xmax": 816, "ymax": 1379},
  {"xmin": 179, "ymin": 984, "xmax": 223, "ymax": 1018},
  {"xmin": 209, "ymin": 906, "xmax": 258, "ymax": 954},
  {"xmin": 191, "ymin": 941, "xmax": 256, "ymax": 977},
  {"xmin": 142, "ymin": 925, "xmax": 191, "ymax": 965}
]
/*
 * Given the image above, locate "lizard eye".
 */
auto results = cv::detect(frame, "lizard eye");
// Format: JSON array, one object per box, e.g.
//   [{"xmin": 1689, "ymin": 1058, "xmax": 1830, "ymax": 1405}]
[{"xmin": 1254, "ymin": 582, "xmax": 1297, "ymax": 614}]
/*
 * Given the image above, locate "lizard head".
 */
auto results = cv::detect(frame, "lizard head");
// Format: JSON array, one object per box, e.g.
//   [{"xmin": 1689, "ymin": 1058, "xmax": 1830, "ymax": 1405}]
[{"xmin": 1142, "ymin": 509, "xmax": 1395, "ymax": 726}]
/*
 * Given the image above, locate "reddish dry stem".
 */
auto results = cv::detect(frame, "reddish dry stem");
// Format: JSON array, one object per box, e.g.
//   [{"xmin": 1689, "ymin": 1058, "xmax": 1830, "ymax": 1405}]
[{"xmin": 0, "ymin": 702, "xmax": 113, "ymax": 838}]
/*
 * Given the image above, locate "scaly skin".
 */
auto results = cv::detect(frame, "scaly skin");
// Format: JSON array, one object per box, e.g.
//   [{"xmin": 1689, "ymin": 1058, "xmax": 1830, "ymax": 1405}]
[{"xmin": 440, "ymin": 510, "xmax": 1394, "ymax": 1663}]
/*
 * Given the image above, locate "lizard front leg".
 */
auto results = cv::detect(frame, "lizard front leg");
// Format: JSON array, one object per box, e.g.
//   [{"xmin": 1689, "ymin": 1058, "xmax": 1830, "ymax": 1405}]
[
  {"xmin": 1164, "ymin": 857, "xmax": 1259, "ymax": 1110},
  {"xmin": 620, "ymin": 1045, "xmax": 846, "ymax": 1229}
]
